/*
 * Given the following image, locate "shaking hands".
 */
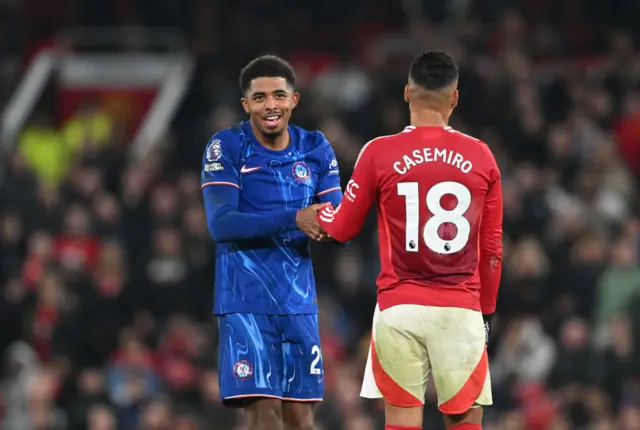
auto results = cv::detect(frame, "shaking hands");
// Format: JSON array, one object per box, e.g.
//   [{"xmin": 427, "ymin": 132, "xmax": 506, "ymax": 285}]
[{"xmin": 296, "ymin": 203, "xmax": 332, "ymax": 241}]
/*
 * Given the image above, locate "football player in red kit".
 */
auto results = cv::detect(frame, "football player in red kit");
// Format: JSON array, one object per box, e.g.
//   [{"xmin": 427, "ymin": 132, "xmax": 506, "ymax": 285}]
[{"xmin": 316, "ymin": 51, "xmax": 503, "ymax": 430}]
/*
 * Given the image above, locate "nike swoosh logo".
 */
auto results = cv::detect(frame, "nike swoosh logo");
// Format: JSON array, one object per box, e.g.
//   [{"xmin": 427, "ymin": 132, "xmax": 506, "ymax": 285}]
[{"xmin": 240, "ymin": 165, "xmax": 262, "ymax": 174}]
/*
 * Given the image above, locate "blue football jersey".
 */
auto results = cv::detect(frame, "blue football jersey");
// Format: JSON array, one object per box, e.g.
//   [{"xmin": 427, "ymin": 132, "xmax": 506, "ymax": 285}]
[{"xmin": 201, "ymin": 121, "xmax": 343, "ymax": 315}]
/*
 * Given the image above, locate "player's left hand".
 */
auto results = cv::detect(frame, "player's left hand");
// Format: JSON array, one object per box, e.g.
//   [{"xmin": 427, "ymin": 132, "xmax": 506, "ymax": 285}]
[
  {"xmin": 483, "ymin": 313, "xmax": 493, "ymax": 345},
  {"xmin": 296, "ymin": 203, "xmax": 330, "ymax": 241}
]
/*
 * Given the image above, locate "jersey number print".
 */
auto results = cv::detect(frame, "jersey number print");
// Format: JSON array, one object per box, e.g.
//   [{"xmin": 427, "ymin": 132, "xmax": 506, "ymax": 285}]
[{"xmin": 397, "ymin": 181, "xmax": 471, "ymax": 254}]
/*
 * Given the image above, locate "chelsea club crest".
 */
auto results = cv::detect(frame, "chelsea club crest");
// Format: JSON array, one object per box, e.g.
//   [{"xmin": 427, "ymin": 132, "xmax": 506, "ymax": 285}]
[{"xmin": 292, "ymin": 162, "xmax": 311, "ymax": 182}]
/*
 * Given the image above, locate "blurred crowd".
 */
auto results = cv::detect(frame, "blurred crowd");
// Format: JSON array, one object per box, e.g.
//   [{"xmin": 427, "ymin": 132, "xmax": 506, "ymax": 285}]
[{"xmin": 2, "ymin": 1, "xmax": 640, "ymax": 429}]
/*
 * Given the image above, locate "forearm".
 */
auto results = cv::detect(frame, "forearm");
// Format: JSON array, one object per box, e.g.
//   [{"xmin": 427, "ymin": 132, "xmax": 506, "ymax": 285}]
[
  {"xmin": 318, "ymin": 205, "xmax": 364, "ymax": 243},
  {"xmin": 206, "ymin": 207, "xmax": 297, "ymax": 243},
  {"xmin": 479, "ymin": 252, "xmax": 502, "ymax": 315},
  {"xmin": 479, "ymin": 175, "xmax": 503, "ymax": 315},
  {"xmin": 202, "ymin": 186, "xmax": 297, "ymax": 242}
]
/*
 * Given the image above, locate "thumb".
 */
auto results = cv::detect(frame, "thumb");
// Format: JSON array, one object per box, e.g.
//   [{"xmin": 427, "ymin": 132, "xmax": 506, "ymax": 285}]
[{"xmin": 310, "ymin": 203, "xmax": 331, "ymax": 211}]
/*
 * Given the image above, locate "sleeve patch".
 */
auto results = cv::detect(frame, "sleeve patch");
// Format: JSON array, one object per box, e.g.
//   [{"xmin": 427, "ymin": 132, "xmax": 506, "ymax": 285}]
[
  {"xmin": 204, "ymin": 162, "xmax": 224, "ymax": 172},
  {"xmin": 206, "ymin": 139, "xmax": 223, "ymax": 161}
]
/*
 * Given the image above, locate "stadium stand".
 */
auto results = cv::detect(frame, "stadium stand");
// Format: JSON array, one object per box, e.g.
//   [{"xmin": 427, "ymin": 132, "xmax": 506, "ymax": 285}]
[{"xmin": 0, "ymin": 0, "xmax": 639, "ymax": 429}]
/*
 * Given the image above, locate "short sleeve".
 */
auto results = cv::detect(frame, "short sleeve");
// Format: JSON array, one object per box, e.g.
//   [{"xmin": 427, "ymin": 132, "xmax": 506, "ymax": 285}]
[{"xmin": 201, "ymin": 133, "xmax": 241, "ymax": 189}]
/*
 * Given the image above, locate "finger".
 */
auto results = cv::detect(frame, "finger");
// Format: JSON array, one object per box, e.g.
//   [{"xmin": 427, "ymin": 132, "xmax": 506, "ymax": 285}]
[
  {"xmin": 309, "ymin": 203, "xmax": 331, "ymax": 211},
  {"xmin": 306, "ymin": 219, "xmax": 322, "ymax": 230},
  {"xmin": 306, "ymin": 228, "xmax": 323, "ymax": 240},
  {"xmin": 307, "ymin": 232, "xmax": 321, "ymax": 241}
]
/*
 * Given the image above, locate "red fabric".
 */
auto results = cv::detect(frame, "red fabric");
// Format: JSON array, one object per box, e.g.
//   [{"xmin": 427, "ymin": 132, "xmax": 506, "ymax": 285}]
[
  {"xmin": 32, "ymin": 304, "xmax": 59, "ymax": 360},
  {"xmin": 319, "ymin": 331, "xmax": 345, "ymax": 390},
  {"xmin": 54, "ymin": 236, "xmax": 102, "ymax": 271},
  {"xmin": 288, "ymin": 52, "xmax": 335, "ymax": 76},
  {"xmin": 57, "ymin": 87, "xmax": 157, "ymax": 139},
  {"xmin": 93, "ymin": 272, "xmax": 124, "ymax": 297},
  {"xmin": 385, "ymin": 426, "xmax": 421, "ymax": 430},
  {"xmin": 371, "ymin": 339, "xmax": 422, "ymax": 407},
  {"xmin": 318, "ymin": 126, "xmax": 503, "ymax": 313},
  {"xmin": 450, "ymin": 424, "xmax": 481, "ymax": 430},
  {"xmin": 615, "ymin": 114, "xmax": 640, "ymax": 174},
  {"xmin": 22, "ymin": 256, "xmax": 47, "ymax": 288},
  {"xmin": 159, "ymin": 356, "xmax": 197, "ymax": 390},
  {"xmin": 439, "ymin": 348, "xmax": 489, "ymax": 415},
  {"xmin": 516, "ymin": 383, "xmax": 558, "ymax": 430}
]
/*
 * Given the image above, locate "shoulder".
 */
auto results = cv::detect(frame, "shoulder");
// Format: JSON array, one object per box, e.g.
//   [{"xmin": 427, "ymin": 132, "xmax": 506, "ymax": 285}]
[
  {"xmin": 369, "ymin": 126, "xmax": 415, "ymax": 149},
  {"xmin": 444, "ymin": 127, "xmax": 488, "ymax": 152},
  {"xmin": 203, "ymin": 127, "xmax": 243, "ymax": 162},
  {"xmin": 353, "ymin": 128, "xmax": 408, "ymax": 167},
  {"xmin": 290, "ymin": 125, "xmax": 331, "ymax": 150},
  {"xmin": 446, "ymin": 127, "xmax": 498, "ymax": 167}
]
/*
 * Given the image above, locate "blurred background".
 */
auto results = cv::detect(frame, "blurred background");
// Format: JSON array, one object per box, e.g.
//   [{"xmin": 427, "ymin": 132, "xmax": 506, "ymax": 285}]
[{"xmin": 1, "ymin": 0, "xmax": 640, "ymax": 429}]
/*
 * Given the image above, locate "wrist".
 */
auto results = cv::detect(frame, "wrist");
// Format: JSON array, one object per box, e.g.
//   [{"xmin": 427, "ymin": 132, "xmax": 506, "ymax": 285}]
[{"xmin": 287, "ymin": 210, "xmax": 298, "ymax": 230}]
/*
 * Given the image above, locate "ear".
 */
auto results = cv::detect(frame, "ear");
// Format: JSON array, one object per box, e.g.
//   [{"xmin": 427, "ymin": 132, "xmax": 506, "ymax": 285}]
[
  {"xmin": 241, "ymin": 97, "xmax": 250, "ymax": 114},
  {"xmin": 291, "ymin": 92, "xmax": 300, "ymax": 110},
  {"xmin": 404, "ymin": 84, "xmax": 410, "ymax": 103},
  {"xmin": 451, "ymin": 89, "xmax": 459, "ymax": 110}
]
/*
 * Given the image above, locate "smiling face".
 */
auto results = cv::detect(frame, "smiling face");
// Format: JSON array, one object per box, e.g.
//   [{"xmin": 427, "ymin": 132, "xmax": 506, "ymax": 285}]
[{"xmin": 241, "ymin": 77, "xmax": 299, "ymax": 139}]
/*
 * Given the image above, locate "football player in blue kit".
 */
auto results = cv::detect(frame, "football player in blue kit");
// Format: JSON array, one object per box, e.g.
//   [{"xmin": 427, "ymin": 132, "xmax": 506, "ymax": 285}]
[{"xmin": 201, "ymin": 55, "xmax": 343, "ymax": 430}]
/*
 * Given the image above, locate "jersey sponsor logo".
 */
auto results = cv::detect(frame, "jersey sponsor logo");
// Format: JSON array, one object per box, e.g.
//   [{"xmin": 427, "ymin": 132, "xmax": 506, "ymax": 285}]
[
  {"xmin": 207, "ymin": 139, "xmax": 222, "ymax": 161},
  {"xmin": 345, "ymin": 179, "xmax": 359, "ymax": 202},
  {"xmin": 292, "ymin": 162, "xmax": 311, "ymax": 182},
  {"xmin": 204, "ymin": 162, "xmax": 224, "ymax": 172},
  {"xmin": 233, "ymin": 360, "xmax": 254, "ymax": 380},
  {"xmin": 240, "ymin": 165, "xmax": 262, "ymax": 174}
]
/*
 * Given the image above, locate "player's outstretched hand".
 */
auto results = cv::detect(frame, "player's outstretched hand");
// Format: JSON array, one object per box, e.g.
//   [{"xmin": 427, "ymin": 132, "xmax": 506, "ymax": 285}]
[{"xmin": 296, "ymin": 203, "xmax": 330, "ymax": 241}]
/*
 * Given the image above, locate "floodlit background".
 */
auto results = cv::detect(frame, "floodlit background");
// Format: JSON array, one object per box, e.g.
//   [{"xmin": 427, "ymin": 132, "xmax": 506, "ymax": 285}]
[{"xmin": 1, "ymin": 0, "xmax": 639, "ymax": 429}]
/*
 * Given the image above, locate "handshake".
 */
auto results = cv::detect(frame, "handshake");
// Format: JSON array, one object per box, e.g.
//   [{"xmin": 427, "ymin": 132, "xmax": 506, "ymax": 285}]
[{"xmin": 296, "ymin": 203, "xmax": 332, "ymax": 241}]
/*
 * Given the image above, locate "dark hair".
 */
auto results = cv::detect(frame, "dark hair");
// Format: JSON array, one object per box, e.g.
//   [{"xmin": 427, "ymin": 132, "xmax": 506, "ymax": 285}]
[
  {"xmin": 238, "ymin": 55, "xmax": 296, "ymax": 94},
  {"xmin": 409, "ymin": 51, "xmax": 459, "ymax": 91}
]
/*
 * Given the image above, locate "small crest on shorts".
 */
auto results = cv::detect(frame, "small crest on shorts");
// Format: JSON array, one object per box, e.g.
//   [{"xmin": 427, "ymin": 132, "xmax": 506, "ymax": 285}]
[
  {"xmin": 233, "ymin": 360, "xmax": 254, "ymax": 380},
  {"xmin": 292, "ymin": 161, "xmax": 311, "ymax": 182}
]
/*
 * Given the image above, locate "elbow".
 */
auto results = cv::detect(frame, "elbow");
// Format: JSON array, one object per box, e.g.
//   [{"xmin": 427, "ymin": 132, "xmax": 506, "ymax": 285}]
[
  {"xmin": 208, "ymin": 224, "xmax": 229, "ymax": 243},
  {"xmin": 205, "ymin": 204, "xmax": 242, "ymax": 243},
  {"xmin": 480, "ymin": 240, "xmax": 503, "ymax": 259},
  {"xmin": 207, "ymin": 217, "xmax": 235, "ymax": 243}
]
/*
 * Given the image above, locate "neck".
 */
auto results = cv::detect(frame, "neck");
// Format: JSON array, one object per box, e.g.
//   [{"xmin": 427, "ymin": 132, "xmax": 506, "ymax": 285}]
[
  {"xmin": 409, "ymin": 106, "xmax": 448, "ymax": 128},
  {"xmin": 251, "ymin": 121, "xmax": 290, "ymax": 151}
]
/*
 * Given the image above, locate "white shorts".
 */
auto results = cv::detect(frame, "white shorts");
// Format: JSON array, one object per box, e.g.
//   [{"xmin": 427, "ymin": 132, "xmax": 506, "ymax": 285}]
[{"xmin": 360, "ymin": 304, "xmax": 492, "ymax": 414}]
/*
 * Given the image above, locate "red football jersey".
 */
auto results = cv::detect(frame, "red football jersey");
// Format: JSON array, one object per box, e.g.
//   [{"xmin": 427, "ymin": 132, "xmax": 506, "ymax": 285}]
[{"xmin": 318, "ymin": 126, "xmax": 503, "ymax": 313}]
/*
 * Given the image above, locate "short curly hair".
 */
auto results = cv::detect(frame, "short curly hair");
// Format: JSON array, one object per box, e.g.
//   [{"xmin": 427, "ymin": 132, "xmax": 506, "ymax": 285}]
[{"xmin": 239, "ymin": 55, "xmax": 296, "ymax": 94}]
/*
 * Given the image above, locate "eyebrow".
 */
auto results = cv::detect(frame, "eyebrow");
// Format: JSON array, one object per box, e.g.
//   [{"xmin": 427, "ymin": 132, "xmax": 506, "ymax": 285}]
[{"xmin": 251, "ymin": 89, "xmax": 288, "ymax": 97}]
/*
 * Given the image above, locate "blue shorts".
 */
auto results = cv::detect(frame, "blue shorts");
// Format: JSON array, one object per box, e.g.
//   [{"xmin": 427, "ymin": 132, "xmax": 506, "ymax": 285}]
[{"xmin": 217, "ymin": 313, "xmax": 324, "ymax": 406}]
